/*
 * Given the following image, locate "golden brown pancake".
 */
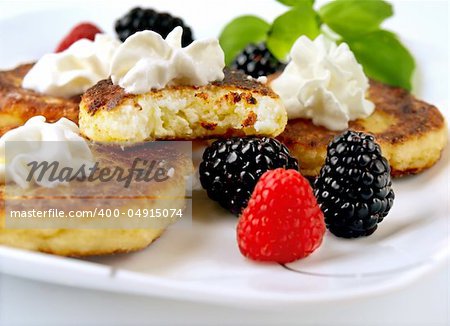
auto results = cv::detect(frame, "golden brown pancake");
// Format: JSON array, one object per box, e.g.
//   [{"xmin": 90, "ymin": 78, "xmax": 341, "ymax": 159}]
[
  {"xmin": 0, "ymin": 142, "xmax": 192, "ymax": 256},
  {"xmin": 79, "ymin": 69, "xmax": 287, "ymax": 142},
  {"xmin": 0, "ymin": 63, "xmax": 79, "ymax": 136},
  {"xmin": 277, "ymin": 80, "xmax": 448, "ymax": 177}
]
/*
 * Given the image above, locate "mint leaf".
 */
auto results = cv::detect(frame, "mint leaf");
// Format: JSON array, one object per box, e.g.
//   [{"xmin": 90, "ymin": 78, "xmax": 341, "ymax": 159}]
[
  {"xmin": 276, "ymin": 0, "xmax": 314, "ymax": 6},
  {"xmin": 319, "ymin": 0, "xmax": 393, "ymax": 37},
  {"xmin": 219, "ymin": 16, "xmax": 271, "ymax": 65},
  {"xmin": 346, "ymin": 30, "xmax": 415, "ymax": 90},
  {"xmin": 266, "ymin": 1, "xmax": 320, "ymax": 61}
]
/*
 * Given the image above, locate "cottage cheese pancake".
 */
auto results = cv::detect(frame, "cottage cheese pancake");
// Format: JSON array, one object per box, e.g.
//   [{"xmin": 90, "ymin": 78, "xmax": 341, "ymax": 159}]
[
  {"xmin": 0, "ymin": 125, "xmax": 192, "ymax": 256},
  {"xmin": 0, "ymin": 64, "xmax": 79, "ymax": 136},
  {"xmin": 79, "ymin": 69, "xmax": 287, "ymax": 142},
  {"xmin": 277, "ymin": 80, "xmax": 448, "ymax": 177}
]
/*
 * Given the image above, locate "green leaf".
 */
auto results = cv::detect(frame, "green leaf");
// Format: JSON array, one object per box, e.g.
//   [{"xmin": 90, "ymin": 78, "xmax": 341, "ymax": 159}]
[
  {"xmin": 219, "ymin": 15, "xmax": 271, "ymax": 65},
  {"xmin": 276, "ymin": 0, "xmax": 314, "ymax": 6},
  {"xmin": 346, "ymin": 30, "xmax": 415, "ymax": 90},
  {"xmin": 266, "ymin": 1, "xmax": 320, "ymax": 61},
  {"xmin": 319, "ymin": 0, "xmax": 393, "ymax": 37}
]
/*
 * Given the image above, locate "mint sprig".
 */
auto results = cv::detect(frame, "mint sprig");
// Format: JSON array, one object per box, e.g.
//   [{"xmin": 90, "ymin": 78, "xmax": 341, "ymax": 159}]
[
  {"xmin": 219, "ymin": 16, "xmax": 271, "ymax": 66},
  {"xmin": 219, "ymin": 0, "xmax": 415, "ymax": 91},
  {"xmin": 267, "ymin": 2, "xmax": 320, "ymax": 60},
  {"xmin": 319, "ymin": 0, "xmax": 393, "ymax": 37},
  {"xmin": 276, "ymin": 0, "xmax": 315, "ymax": 6},
  {"xmin": 346, "ymin": 30, "xmax": 415, "ymax": 91}
]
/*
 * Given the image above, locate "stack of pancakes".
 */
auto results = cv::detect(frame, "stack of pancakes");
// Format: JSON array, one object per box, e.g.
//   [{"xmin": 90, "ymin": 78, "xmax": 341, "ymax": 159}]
[
  {"xmin": 0, "ymin": 65, "xmax": 287, "ymax": 256},
  {"xmin": 0, "ymin": 62, "xmax": 447, "ymax": 256},
  {"xmin": 0, "ymin": 143, "xmax": 191, "ymax": 256}
]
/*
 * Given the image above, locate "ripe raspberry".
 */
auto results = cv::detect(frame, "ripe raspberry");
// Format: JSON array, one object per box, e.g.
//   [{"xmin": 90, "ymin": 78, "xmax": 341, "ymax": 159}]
[
  {"xmin": 55, "ymin": 22, "xmax": 102, "ymax": 53},
  {"xmin": 237, "ymin": 169, "xmax": 325, "ymax": 263}
]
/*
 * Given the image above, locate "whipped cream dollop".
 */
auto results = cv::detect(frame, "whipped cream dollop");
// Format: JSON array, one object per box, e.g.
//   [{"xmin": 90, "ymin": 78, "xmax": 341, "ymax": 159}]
[
  {"xmin": 22, "ymin": 34, "xmax": 121, "ymax": 98},
  {"xmin": 0, "ymin": 116, "xmax": 93, "ymax": 188},
  {"xmin": 271, "ymin": 35, "xmax": 375, "ymax": 130},
  {"xmin": 110, "ymin": 27, "xmax": 225, "ymax": 94}
]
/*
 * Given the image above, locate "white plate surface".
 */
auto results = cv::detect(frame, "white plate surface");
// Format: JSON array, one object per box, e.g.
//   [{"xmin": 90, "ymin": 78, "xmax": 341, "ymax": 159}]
[{"xmin": 0, "ymin": 2, "xmax": 448, "ymax": 308}]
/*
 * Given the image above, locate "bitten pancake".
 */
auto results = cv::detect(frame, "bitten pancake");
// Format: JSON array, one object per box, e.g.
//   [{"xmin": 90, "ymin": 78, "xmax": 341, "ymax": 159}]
[
  {"xmin": 79, "ymin": 69, "xmax": 287, "ymax": 142},
  {"xmin": 0, "ymin": 143, "xmax": 191, "ymax": 256},
  {"xmin": 276, "ymin": 80, "xmax": 448, "ymax": 177},
  {"xmin": 0, "ymin": 64, "xmax": 79, "ymax": 136}
]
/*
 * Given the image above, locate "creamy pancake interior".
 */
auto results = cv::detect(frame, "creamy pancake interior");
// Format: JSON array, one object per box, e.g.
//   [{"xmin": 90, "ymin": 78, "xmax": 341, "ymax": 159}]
[{"xmin": 79, "ymin": 69, "xmax": 287, "ymax": 142}]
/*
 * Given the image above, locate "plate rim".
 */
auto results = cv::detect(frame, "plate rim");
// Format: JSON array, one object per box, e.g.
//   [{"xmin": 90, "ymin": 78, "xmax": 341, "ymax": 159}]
[
  {"xmin": 0, "ymin": 244, "xmax": 448, "ymax": 307},
  {"xmin": 0, "ymin": 5, "xmax": 449, "ymax": 307}
]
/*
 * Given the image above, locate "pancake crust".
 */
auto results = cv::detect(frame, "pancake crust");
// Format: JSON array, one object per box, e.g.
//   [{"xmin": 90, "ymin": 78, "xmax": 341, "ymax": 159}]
[
  {"xmin": 83, "ymin": 69, "xmax": 278, "ymax": 115},
  {"xmin": 0, "ymin": 143, "xmax": 192, "ymax": 256},
  {"xmin": 0, "ymin": 63, "xmax": 79, "ymax": 136},
  {"xmin": 79, "ymin": 69, "xmax": 287, "ymax": 142},
  {"xmin": 277, "ymin": 80, "xmax": 448, "ymax": 177}
]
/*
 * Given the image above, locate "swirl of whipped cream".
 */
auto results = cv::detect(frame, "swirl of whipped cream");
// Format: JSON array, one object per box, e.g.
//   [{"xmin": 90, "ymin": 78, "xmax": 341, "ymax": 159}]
[
  {"xmin": 271, "ymin": 35, "xmax": 375, "ymax": 131},
  {"xmin": 110, "ymin": 27, "xmax": 225, "ymax": 94},
  {"xmin": 22, "ymin": 34, "xmax": 121, "ymax": 98},
  {"xmin": 0, "ymin": 116, "xmax": 93, "ymax": 188}
]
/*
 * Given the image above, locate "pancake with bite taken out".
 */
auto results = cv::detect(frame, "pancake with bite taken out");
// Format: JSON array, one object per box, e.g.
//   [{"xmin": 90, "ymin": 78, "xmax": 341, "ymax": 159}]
[{"xmin": 79, "ymin": 69, "xmax": 287, "ymax": 142}]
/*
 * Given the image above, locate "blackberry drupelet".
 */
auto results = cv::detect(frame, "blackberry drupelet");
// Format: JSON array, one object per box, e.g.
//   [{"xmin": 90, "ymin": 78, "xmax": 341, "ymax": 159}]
[
  {"xmin": 231, "ymin": 43, "xmax": 285, "ymax": 78},
  {"xmin": 314, "ymin": 130, "xmax": 395, "ymax": 238},
  {"xmin": 115, "ymin": 7, "xmax": 194, "ymax": 46},
  {"xmin": 199, "ymin": 137, "xmax": 299, "ymax": 215}
]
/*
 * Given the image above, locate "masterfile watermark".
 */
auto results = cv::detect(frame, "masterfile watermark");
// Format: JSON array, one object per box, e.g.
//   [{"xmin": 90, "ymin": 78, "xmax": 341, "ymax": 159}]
[
  {"xmin": 4, "ymin": 141, "xmax": 193, "ymax": 229},
  {"xmin": 26, "ymin": 158, "xmax": 172, "ymax": 188}
]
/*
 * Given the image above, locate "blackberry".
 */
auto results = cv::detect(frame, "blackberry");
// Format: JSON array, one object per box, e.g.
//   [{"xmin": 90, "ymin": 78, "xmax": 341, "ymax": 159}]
[
  {"xmin": 115, "ymin": 7, "xmax": 194, "ymax": 46},
  {"xmin": 231, "ymin": 43, "xmax": 285, "ymax": 78},
  {"xmin": 199, "ymin": 137, "xmax": 299, "ymax": 215},
  {"xmin": 314, "ymin": 131, "xmax": 395, "ymax": 238}
]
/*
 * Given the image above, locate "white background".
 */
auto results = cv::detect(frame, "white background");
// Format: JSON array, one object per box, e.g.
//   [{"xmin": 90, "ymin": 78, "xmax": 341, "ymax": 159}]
[{"xmin": 0, "ymin": 0, "xmax": 449, "ymax": 325}]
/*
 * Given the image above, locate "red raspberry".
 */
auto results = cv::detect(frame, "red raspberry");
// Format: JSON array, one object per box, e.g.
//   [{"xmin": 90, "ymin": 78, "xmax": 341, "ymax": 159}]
[
  {"xmin": 55, "ymin": 23, "xmax": 102, "ymax": 53},
  {"xmin": 237, "ymin": 169, "xmax": 325, "ymax": 263}
]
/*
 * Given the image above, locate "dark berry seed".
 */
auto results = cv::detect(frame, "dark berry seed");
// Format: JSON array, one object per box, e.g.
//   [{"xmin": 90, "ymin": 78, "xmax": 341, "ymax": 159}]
[
  {"xmin": 361, "ymin": 172, "xmax": 374, "ymax": 185},
  {"xmin": 372, "ymin": 159, "xmax": 386, "ymax": 173},
  {"xmin": 336, "ymin": 143, "xmax": 347, "ymax": 154},
  {"xmin": 358, "ymin": 154, "xmax": 371, "ymax": 166},
  {"xmin": 356, "ymin": 203, "xmax": 369, "ymax": 219},
  {"xmin": 226, "ymin": 152, "xmax": 238, "ymax": 164},
  {"xmin": 360, "ymin": 187, "xmax": 374, "ymax": 200}
]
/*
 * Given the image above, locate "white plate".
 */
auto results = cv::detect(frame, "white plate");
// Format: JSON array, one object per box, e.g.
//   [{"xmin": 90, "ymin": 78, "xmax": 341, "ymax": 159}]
[{"xmin": 0, "ymin": 2, "xmax": 448, "ymax": 308}]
